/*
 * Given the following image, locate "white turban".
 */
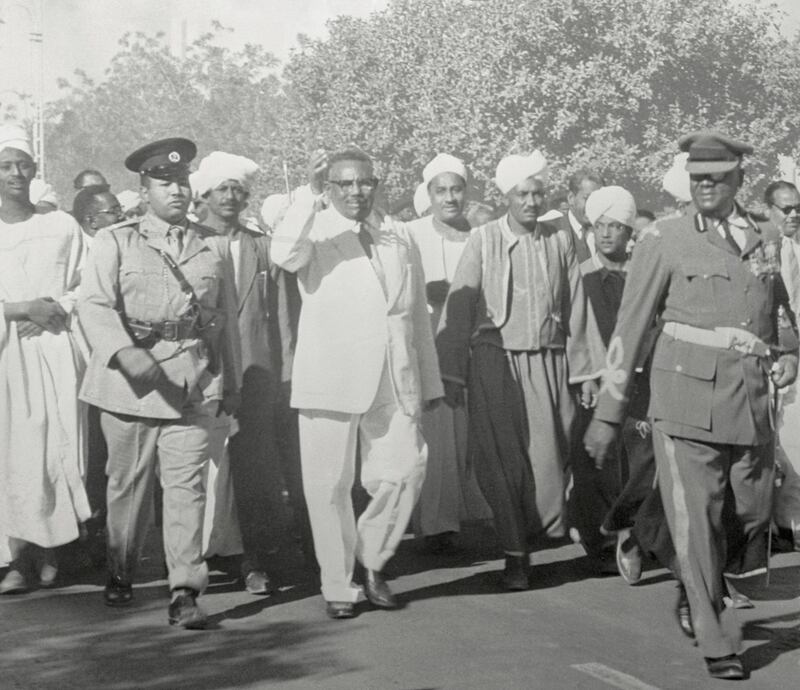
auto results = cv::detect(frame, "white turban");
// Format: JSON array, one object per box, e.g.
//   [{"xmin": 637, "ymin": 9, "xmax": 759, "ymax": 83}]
[
  {"xmin": 422, "ymin": 153, "xmax": 467, "ymax": 185},
  {"xmin": 30, "ymin": 179, "xmax": 59, "ymax": 207},
  {"xmin": 116, "ymin": 190, "xmax": 141, "ymax": 213},
  {"xmin": 494, "ymin": 150, "xmax": 548, "ymax": 195},
  {"xmin": 662, "ymin": 152, "xmax": 691, "ymax": 203},
  {"xmin": 0, "ymin": 123, "xmax": 33, "ymax": 157},
  {"xmin": 585, "ymin": 186, "xmax": 637, "ymax": 228},
  {"xmin": 260, "ymin": 193, "xmax": 291, "ymax": 230},
  {"xmin": 192, "ymin": 151, "xmax": 260, "ymax": 197},
  {"xmin": 413, "ymin": 182, "xmax": 430, "ymax": 217}
]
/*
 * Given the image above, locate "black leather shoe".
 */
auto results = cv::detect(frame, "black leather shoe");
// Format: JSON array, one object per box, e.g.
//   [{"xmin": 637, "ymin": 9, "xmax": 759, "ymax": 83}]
[
  {"xmin": 104, "ymin": 575, "xmax": 133, "ymax": 607},
  {"xmin": 705, "ymin": 654, "xmax": 746, "ymax": 680},
  {"xmin": 364, "ymin": 569, "xmax": 398, "ymax": 609},
  {"xmin": 502, "ymin": 555, "xmax": 530, "ymax": 591},
  {"xmin": 325, "ymin": 601, "xmax": 356, "ymax": 619},
  {"xmin": 675, "ymin": 583, "xmax": 695, "ymax": 640},
  {"xmin": 168, "ymin": 589, "xmax": 207, "ymax": 629}
]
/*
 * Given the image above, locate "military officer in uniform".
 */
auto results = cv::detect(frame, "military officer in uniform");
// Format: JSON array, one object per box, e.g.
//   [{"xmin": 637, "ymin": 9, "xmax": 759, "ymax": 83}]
[
  {"xmin": 585, "ymin": 131, "xmax": 798, "ymax": 680},
  {"xmin": 78, "ymin": 138, "xmax": 242, "ymax": 629}
]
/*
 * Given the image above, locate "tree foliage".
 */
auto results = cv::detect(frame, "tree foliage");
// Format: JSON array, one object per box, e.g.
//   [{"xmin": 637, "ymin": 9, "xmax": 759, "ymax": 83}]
[
  {"xmin": 282, "ymin": 0, "xmax": 800, "ymax": 209},
  {"xmin": 45, "ymin": 24, "xmax": 285, "ymax": 203},
  {"xmin": 43, "ymin": 0, "xmax": 800, "ymax": 212}
]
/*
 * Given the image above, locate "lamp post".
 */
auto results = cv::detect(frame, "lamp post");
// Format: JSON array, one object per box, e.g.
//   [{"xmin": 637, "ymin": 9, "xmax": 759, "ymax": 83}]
[{"xmin": 0, "ymin": 0, "xmax": 44, "ymax": 178}]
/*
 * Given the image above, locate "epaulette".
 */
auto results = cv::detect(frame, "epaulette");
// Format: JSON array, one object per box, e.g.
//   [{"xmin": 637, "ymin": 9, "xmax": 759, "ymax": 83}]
[
  {"xmin": 104, "ymin": 216, "xmax": 140, "ymax": 233},
  {"xmin": 638, "ymin": 222, "xmax": 662, "ymax": 240}
]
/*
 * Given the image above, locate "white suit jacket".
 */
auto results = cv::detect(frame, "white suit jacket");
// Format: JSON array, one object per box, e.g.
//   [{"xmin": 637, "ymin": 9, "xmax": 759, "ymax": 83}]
[{"xmin": 271, "ymin": 187, "xmax": 443, "ymax": 416}]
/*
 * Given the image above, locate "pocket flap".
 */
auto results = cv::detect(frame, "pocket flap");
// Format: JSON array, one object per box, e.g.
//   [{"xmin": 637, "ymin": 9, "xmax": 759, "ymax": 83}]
[
  {"xmin": 682, "ymin": 258, "xmax": 728, "ymax": 279},
  {"xmin": 652, "ymin": 338, "xmax": 717, "ymax": 380}
]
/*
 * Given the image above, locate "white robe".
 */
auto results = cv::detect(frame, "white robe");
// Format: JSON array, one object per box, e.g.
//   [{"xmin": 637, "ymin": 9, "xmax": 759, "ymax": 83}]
[{"xmin": 0, "ymin": 211, "xmax": 91, "ymax": 564}]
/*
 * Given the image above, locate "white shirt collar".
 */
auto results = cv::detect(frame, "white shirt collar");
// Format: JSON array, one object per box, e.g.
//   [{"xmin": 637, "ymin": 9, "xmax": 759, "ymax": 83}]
[{"xmin": 568, "ymin": 209, "xmax": 583, "ymax": 235}]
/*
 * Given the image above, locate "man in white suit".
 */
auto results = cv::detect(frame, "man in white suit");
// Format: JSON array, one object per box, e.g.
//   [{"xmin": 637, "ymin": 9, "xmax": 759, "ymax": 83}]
[{"xmin": 271, "ymin": 148, "xmax": 443, "ymax": 619}]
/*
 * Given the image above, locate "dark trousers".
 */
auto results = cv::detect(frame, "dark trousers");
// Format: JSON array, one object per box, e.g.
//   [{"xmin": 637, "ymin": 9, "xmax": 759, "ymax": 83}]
[
  {"xmin": 86, "ymin": 405, "xmax": 108, "ymax": 520},
  {"xmin": 603, "ymin": 417, "xmax": 675, "ymax": 572},
  {"xmin": 568, "ymin": 407, "xmax": 621, "ymax": 558},
  {"xmin": 228, "ymin": 369, "xmax": 313, "ymax": 574}
]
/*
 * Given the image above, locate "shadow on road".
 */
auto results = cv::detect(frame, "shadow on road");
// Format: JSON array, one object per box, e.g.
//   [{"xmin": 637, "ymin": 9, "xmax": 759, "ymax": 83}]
[
  {"xmin": 727, "ymin": 565, "xmax": 800, "ymax": 602},
  {"xmin": 0, "ymin": 588, "xmax": 357, "ymax": 690},
  {"xmin": 742, "ymin": 610, "xmax": 800, "ymax": 673}
]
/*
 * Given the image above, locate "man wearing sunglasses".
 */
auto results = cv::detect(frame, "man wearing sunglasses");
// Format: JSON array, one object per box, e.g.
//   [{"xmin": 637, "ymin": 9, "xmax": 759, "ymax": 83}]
[
  {"xmin": 271, "ymin": 147, "xmax": 442, "ymax": 620},
  {"xmin": 585, "ymin": 131, "xmax": 798, "ymax": 680},
  {"xmin": 72, "ymin": 186, "xmax": 124, "ymax": 240}
]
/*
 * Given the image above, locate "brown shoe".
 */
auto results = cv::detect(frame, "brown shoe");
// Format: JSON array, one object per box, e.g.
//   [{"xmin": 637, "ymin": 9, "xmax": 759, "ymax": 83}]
[
  {"xmin": 675, "ymin": 583, "xmax": 695, "ymax": 640},
  {"xmin": 615, "ymin": 530, "xmax": 642, "ymax": 585},
  {"xmin": 104, "ymin": 574, "xmax": 133, "ymax": 607},
  {"xmin": 325, "ymin": 601, "xmax": 356, "ymax": 619},
  {"xmin": 705, "ymin": 654, "xmax": 746, "ymax": 680},
  {"xmin": 364, "ymin": 569, "xmax": 398, "ymax": 609},
  {"xmin": 168, "ymin": 589, "xmax": 207, "ymax": 630}
]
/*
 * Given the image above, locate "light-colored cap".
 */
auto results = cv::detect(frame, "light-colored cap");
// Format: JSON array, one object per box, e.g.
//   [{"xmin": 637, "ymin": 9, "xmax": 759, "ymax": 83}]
[
  {"xmin": 495, "ymin": 150, "xmax": 548, "ymax": 194},
  {"xmin": 422, "ymin": 153, "xmax": 467, "ymax": 185},
  {"xmin": 0, "ymin": 123, "xmax": 33, "ymax": 157},
  {"xmin": 192, "ymin": 151, "xmax": 260, "ymax": 197},
  {"xmin": 585, "ymin": 186, "xmax": 637, "ymax": 228}
]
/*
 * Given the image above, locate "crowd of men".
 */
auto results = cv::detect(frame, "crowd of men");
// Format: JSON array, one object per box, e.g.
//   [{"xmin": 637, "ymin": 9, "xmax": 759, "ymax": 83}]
[{"xmin": 1, "ymin": 120, "xmax": 800, "ymax": 681}]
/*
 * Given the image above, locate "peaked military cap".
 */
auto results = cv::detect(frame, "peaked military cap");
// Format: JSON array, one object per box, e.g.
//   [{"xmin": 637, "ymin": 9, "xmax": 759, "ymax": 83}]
[
  {"xmin": 125, "ymin": 137, "xmax": 197, "ymax": 180},
  {"xmin": 678, "ymin": 130, "xmax": 753, "ymax": 174}
]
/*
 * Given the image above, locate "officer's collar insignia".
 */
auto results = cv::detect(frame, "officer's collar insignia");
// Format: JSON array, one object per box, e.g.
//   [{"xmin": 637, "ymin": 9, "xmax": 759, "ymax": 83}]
[
  {"xmin": 694, "ymin": 213, "xmax": 707, "ymax": 233},
  {"xmin": 168, "ymin": 151, "xmax": 181, "ymax": 163}
]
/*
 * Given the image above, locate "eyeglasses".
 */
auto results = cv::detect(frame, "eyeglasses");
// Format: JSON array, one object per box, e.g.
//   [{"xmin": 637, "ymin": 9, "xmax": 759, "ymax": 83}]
[
  {"xmin": 328, "ymin": 178, "xmax": 380, "ymax": 192},
  {"xmin": 689, "ymin": 171, "xmax": 730, "ymax": 183},
  {"xmin": 774, "ymin": 204, "xmax": 800, "ymax": 216}
]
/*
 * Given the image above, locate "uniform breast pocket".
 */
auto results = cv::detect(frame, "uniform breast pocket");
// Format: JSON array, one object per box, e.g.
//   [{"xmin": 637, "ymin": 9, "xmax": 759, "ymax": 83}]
[
  {"xmin": 120, "ymin": 261, "xmax": 164, "ymax": 308},
  {"xmin": 650, "ymin": 338, "xmax": 717, "ymax": 430},
  {"xmin": 195, "ymin": 275, "xmax": 220, "ymax": 304},
  {"xmin": 681, "ymin": 258, "xmax": 730, "ymax": 313}
]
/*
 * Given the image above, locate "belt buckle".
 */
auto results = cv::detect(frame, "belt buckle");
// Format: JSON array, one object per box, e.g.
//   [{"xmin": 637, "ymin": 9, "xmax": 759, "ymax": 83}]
[{"xmin": 162, "ymin": 321, "xmax": 178, "ymax": 341}]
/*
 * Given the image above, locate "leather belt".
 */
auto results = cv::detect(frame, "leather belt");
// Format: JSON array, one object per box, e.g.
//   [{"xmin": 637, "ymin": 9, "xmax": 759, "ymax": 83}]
[
  {"xmin": 127, "ymin": 317, "xmax": 199, "ymax": 343},
  {"xmin": 662, "ymin": 321, "xmax": 772, "ymax": 358}
]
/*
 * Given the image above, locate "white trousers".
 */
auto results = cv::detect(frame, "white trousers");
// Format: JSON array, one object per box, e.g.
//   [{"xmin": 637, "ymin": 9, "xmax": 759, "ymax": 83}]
[{"xmin": 299, "ymin": 369, "xmax": 427, "ymax": 603}]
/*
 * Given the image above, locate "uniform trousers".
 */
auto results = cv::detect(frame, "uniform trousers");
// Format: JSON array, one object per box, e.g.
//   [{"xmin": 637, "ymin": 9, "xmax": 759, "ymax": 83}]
[
  {"xmin": 298, "ymin": 366, "xmax": 427, "ymax": 603},
  {"xmin": 101, "ymin": 397, "xmax": 218, "ymax": 594},
  {"xmin": 653, "ymin": 428, "xmax": 774, "ymax": 658}
]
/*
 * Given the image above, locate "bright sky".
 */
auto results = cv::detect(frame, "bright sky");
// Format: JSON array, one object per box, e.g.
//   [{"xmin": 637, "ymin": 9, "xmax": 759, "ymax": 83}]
[
  {"xmin": 1, "ymin": 0, "xmax": 390, "ymax": 103},
  {"xmin": 1, "ymin": 0, "xmax": 798, "ymax": 106}
]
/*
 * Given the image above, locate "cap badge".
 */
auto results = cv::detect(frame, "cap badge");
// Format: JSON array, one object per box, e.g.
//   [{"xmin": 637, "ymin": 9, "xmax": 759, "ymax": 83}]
[{"xmin": 168, "ymin": 151, "xmax": 181, "ymax": 163}]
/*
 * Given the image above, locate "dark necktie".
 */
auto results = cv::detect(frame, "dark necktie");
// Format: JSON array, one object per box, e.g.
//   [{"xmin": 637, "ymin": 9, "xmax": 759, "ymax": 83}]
[
  {"xmin": 720, "ymin": 219, "xmax": 741, "ymax": 255},
  {"xmin": 357, "ymin": 222, "xmax": 387, "ymax": 298},
  {"xmin": 357, "ymin": 222, "xmax": 373, "ymax": 259}
]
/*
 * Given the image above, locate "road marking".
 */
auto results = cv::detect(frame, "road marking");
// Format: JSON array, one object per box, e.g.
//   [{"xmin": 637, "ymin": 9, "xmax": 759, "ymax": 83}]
[{"xmin": 571, "ymin": 663, "xmax": 661, "ymax": 690}]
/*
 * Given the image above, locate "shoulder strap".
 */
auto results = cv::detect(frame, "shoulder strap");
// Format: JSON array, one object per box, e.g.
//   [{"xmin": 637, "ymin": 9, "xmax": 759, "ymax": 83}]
[{"xmin": 130, "ymin": 226, "xmax": 201, "ymax": 308}]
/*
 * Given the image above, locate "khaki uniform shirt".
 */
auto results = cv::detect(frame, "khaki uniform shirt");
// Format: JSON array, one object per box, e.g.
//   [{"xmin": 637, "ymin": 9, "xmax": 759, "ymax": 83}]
[{"xmin": 79, "ymin": 212, "xmax": 242, "ymax": 420}]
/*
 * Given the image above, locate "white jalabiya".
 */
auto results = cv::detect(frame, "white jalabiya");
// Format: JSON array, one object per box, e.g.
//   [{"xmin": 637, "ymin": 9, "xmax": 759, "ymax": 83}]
[
  {"xmin": 0, "ymin": 211, "xmax": 91, "ymax": 565},
  {"xmin": 202, "ymin": 415, "xmax": 243, "ymax": 558},
  {"xmin": 407, "ymin": 215, "xmax": 491, "ymax": 536},
  {"xmin": 776, "ymin": 236, "xmax": 800, "ymax": 533}
]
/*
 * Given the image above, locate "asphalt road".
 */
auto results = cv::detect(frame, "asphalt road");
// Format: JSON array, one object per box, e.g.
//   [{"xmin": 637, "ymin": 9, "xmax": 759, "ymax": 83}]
[{"xmin": 1, "ymin": 523, "xmax": 799, "ymax": 690}]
